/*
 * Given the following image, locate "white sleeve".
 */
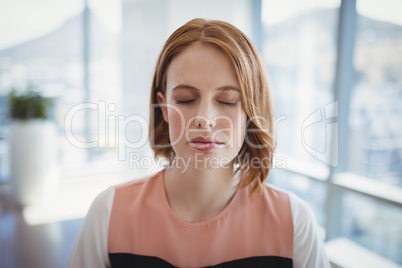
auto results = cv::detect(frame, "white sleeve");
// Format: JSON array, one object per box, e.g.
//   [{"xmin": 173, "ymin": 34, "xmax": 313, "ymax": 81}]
[
  {"xmin": 289, "ymin": 192, "xmax": 330, "ymax": 268},
  {"xmin": 67, "ymin": 186, "xmax": 115, "ymax": 268}
]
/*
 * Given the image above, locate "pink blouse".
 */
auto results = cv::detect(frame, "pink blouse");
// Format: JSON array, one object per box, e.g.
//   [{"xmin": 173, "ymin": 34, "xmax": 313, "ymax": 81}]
[{"xmin": 68, "ymin": 169, "xmax": 330, "ymax": 267}]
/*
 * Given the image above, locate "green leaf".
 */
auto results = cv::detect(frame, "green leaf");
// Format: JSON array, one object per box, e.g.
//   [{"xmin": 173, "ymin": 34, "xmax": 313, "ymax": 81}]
[{"xmin": 8, "ymin": 86, "xmax": 55, "ymax": 121}]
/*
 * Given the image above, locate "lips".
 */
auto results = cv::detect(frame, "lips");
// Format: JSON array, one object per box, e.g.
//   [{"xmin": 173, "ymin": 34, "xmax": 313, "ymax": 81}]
[
  {"xmin": 189, "ymin": 136, "xmax": 224, "ymax": 152},
  {"xmin": 190, "ymin": 136, "xmax": 224, "ymax": 144}
]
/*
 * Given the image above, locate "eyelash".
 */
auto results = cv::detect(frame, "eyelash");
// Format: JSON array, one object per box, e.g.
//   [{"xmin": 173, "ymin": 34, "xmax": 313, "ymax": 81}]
[
  {"xmin": 219, "ymin": 101, "xmax": 237, "ymax": 107},
  {"xmin": 175, "ymin": 100, "xmax": 237, "ymax": 107},
  {"xmin": 176, "ymin": 100, "xmax": 196, "ymax": 105}
]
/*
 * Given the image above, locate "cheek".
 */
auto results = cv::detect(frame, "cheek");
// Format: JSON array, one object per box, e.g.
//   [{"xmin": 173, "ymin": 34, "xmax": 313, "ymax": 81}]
[
  {"xmin": 218, "ymin": 111, "xmax": 247, "ymax": 147},
  {"xmin": 167, "ymin": 107, "xmax": 186, "ymax": 142},
  {"xmin": 233, "ymin": 112, "xmax": 247, "ymax": 142}
]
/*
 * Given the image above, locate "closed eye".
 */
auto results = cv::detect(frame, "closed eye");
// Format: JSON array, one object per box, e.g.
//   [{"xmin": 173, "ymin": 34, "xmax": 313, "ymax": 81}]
[
  {"xmin": 176, "ymin": 99, "xmax": 196, "ymax": 105},
  {"xmin": 175, "ymin": 99, "xmax": 237, "ymax": 107},
  {"xmin": 218, "ymin": 101, "xmax": 237, "ymax": 107}
]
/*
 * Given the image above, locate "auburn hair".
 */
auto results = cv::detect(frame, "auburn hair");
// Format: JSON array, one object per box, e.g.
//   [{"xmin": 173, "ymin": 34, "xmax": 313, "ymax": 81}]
[{"xmin": 149, "ymin": 18, "xmax": 276, "ymax": 195}]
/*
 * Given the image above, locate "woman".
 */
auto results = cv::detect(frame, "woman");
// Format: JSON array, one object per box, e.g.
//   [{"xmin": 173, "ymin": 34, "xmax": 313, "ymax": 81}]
[{"xmin": 68, "ymin": 18, "xmax": 330, "ymax": 268}]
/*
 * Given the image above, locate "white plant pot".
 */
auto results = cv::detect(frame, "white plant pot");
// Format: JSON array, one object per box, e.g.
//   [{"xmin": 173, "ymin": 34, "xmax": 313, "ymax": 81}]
[{"xmin": 9, "ymin": 119, "xmax": 59, "ymax": 206}]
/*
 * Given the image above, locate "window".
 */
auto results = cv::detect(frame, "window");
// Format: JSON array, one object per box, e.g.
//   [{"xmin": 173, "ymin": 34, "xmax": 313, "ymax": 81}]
[
  {"xmin": 0, "ymin": 0, "xmax": 84, "ymax": 181},
  {"xmin": 0, "ymin": 0, "xmax": 123, "ymax": 180},
  {"xmin": 343, "ymin": 0, "xmax": 402, "ymax": 262},
  {"xmin": 350, "ymin": 0, "xmax": 402, "ymax": 187},
  {"xmin": 262, "ymin": 0, "xmax": 340, "ymax": 232},
  {"xmin": 262, "ymin": 0, "xmax": 402, "ymax": 264},
  {"xmin": 262, "ymin": 0, "xmax": 340, "ymax": 167}
]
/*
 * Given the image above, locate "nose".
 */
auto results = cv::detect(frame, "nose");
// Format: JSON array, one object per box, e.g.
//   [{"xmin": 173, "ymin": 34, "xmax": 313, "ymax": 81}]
[
  {"xmin": 193, "ymin": 102, "xmax": 216, "ymax": 129},
  {"xmin": 194, "ymin": 115, "xmax": 216, "ymax": 129}
]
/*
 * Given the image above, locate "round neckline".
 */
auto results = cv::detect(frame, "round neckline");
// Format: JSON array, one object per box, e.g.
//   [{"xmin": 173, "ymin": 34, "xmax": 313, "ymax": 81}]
[{"xmin": 158, "ymin": 168, "xmax": 241, "ymax": 228}]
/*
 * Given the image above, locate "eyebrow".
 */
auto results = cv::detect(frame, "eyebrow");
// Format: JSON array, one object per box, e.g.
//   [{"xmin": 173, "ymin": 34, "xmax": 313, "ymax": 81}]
[{"xmin": 172, "ymin": 84, "xmax": 240, "ymax": 92}]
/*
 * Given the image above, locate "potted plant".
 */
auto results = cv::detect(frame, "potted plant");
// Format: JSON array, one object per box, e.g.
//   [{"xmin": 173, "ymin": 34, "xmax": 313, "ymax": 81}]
[{"xmin": 8, "ymin": 85, "xmax": 59, "ymax": 206}]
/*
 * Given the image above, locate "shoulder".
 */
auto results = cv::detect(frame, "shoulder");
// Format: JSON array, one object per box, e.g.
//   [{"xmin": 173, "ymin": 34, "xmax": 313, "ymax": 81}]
[
  {"xmin": 260, "ymin": 185, "xmax": 318, "ymax": 233},
  {"xmin": 67, "ymin": 186, "xmax": 115, "ymax": 268},
  {"xmin": 88, "ymin": 186, "xmax": 115, "ymax": 217},
  {"xmin": 261, "ymin": 184, "xmax": 317, "ymax": 226},
  {"xmin": 261, "ymin": 184, "xmax": 293, "ymax": 213},
  {"xmin": 286, "ymin": 192, "xmax": 330, "ymax": 268},
  {"xmin": 287, "ymin": 192, "xmax": 317, "ymax": 227},
  {"xmin": 109, "ymin": 170, "xmax": 164, "ymax": 219},
  {"xmin": 262, "ymin": 183, "xmax": 291, "ymax": 199},
  {"xmin": 261, "ymin": 185, "xmax": 330, "ymax": 267},
  {"xmin": 113, "ymin": 170, "xmax": 162, "ymax": 196},
  {"xmin": 76, "ymin": 185, "xmax": 115, "ymax": 231},
  {"xmin": 82, "ymin": 185, "xmax": 116, "ymax": 235},
  {"xmin": 265, "ymin": 187, "xmax": 320, "ymax": 239}
]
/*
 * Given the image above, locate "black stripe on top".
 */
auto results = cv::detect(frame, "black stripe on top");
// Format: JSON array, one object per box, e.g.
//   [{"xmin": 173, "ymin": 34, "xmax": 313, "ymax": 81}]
[{"xmin": 109, "ymin": 253, "xmax": 292, "ymax": 268}]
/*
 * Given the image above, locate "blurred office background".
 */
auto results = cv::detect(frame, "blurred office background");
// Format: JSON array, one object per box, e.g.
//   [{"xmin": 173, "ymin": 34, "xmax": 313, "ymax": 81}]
[{"xmin": 0, "ymin": 0, "xmax": 401, "ymax": 267}]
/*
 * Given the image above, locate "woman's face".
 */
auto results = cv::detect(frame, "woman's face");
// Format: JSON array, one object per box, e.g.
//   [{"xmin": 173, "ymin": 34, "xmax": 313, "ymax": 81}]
[{"xmin": 157, "ymin": 42, "xmax": 247, "ymax": 170}]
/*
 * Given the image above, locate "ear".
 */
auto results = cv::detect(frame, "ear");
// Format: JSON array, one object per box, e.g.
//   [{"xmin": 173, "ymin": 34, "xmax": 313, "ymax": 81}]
[{"xmin": 156, "ymin": 91, "xmax": 169, "ymax": 123}]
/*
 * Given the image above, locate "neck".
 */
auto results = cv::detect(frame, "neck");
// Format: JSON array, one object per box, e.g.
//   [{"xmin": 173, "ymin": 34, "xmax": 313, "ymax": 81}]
[{"xmin": 163, "ymin": 161, "xmax": 240, "ymax": 223}]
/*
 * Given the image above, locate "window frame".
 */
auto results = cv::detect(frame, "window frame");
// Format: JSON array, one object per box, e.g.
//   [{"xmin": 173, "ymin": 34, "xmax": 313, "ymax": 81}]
[{"xmin": 256, "ymin": 0, "xmax": 402, "ymax": 258}]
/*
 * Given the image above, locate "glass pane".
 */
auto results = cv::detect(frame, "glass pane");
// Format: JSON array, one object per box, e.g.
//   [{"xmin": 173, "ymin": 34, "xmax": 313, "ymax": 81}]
[
  {"xmin": 75, "ymin": 0, "xmax": 123, "ymax": 169},
  {"xmin": 350, "ymin": 0, "xmax": 402, "ymax": 187},
  {"xmin": 0, "ymin": 1, "xmax": 124, "ymax": 176},
  {"xmin": 0, "ymin": 0, "xmax": 84, "ymax": 180},
  {"xmin": 262, "ymin": 0, "xmax": 340, "ymax": 169},
  {"xmin": 341, "ymin": 192, "xmax": 402, "ymax": 264}
]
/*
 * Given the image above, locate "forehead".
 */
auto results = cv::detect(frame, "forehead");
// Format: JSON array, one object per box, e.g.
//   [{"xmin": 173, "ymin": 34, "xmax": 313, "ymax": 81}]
[{"xmin": 165, "ymin": 43, "xmax": 240, "ymax": 93}]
